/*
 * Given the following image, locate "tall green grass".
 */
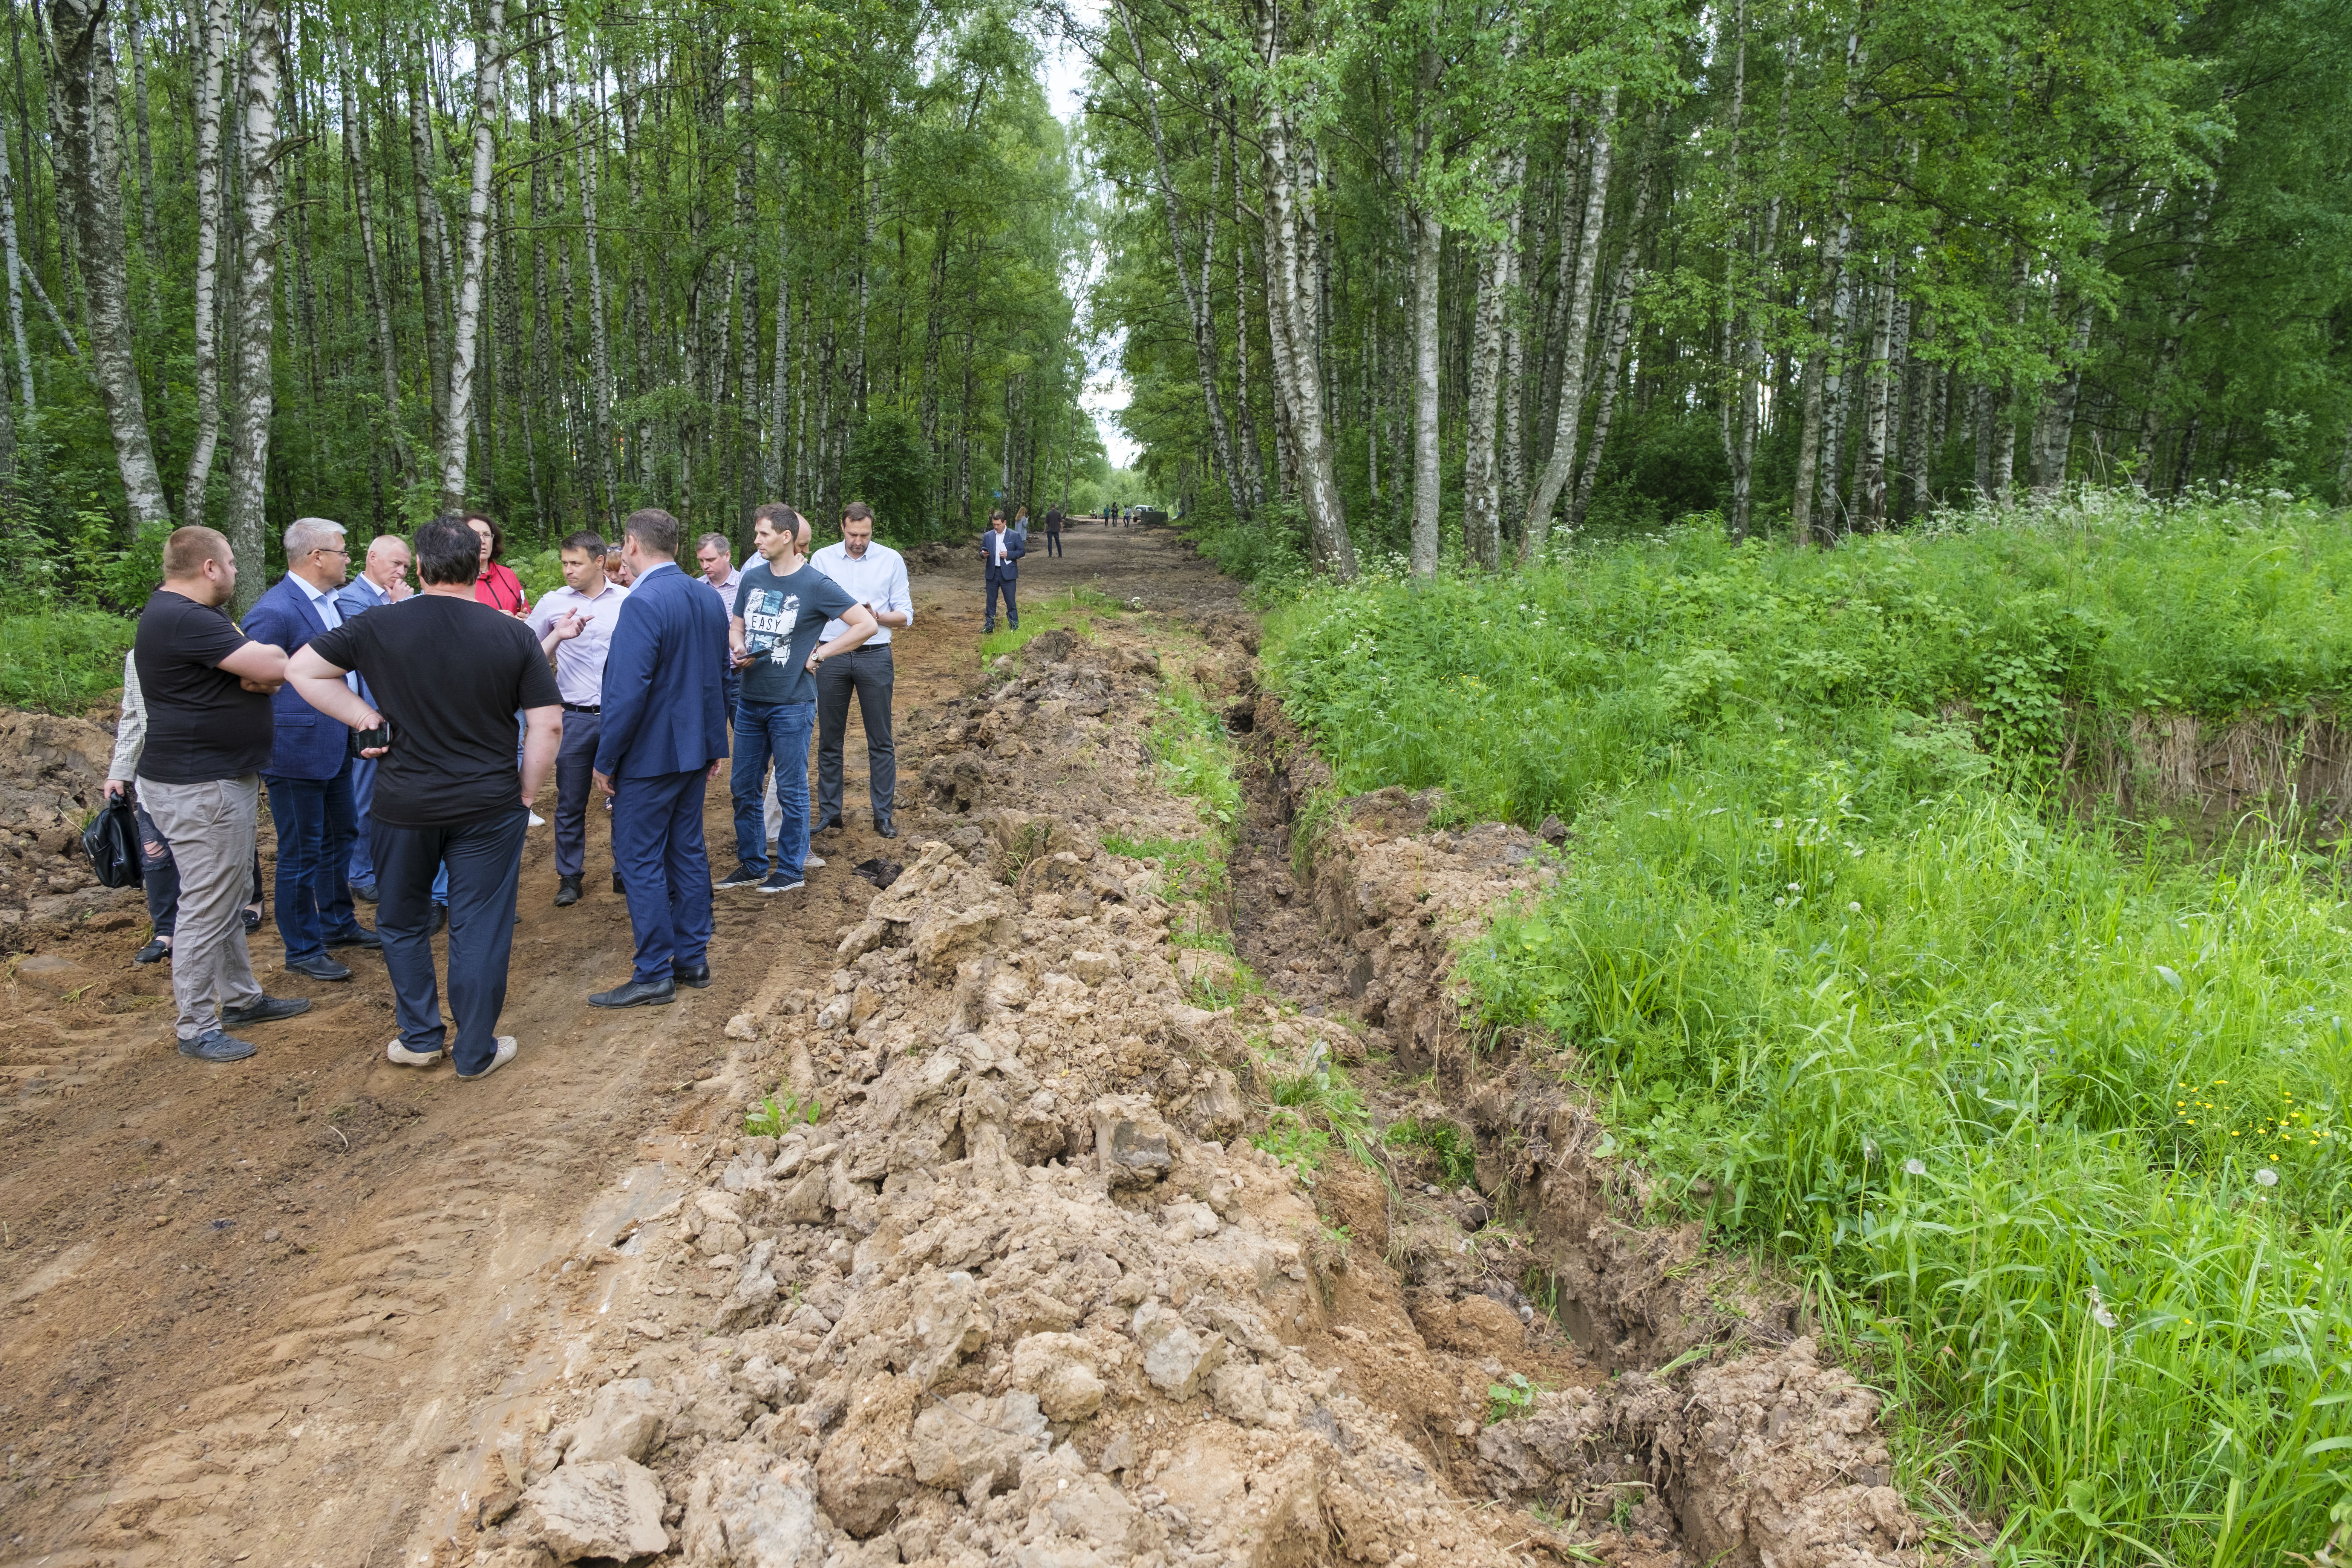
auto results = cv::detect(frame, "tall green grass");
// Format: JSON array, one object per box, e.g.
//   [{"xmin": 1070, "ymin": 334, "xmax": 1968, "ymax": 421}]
[
  {"xmin": 0, "ymin": 608, "xmax": 135, "ymax": 712},
  {"xmin": 1263, "ymin": 493, "xmax": 2352, "ymax": 1564}
]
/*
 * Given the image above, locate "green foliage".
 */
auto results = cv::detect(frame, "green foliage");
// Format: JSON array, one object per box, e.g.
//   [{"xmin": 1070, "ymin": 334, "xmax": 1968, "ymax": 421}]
[
  {"xmin": 1384, "ymin": 1116, "xmax": 1478, "ymax": 1187},
  {"xmin": 744, "ymin": 1092, "xmax": 824, "ymax": 1139},
  {"xmin": 843, "ymin": 409, "xmax": 936, "ymax": 540},
  {"xmin": 1262, "ymin": 1042, "xmax": 1379, "ymax": 1173},
  {"xmin": 1147, "ymin": 678, "xmax": 1242, "ymax": 838},
  {"xmin": 1265, "ymin": 492, "xmax": 2352, "ymax": 1563},
  {"xmin": 1104, "ymin": 832, "xmax": 1230, "ymax": 907},
  {"xmin": 1485, "ymin": 1372, "xmax": 1539, "ymax": 1425},
  {"xmin": 0, "ymin": 608, "xmax": 135, "ymax": 714}
]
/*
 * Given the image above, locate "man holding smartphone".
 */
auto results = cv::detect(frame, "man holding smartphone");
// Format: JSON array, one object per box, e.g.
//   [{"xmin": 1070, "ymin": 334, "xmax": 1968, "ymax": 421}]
[
  {"xmin": 808, "ymin": 502, "xmax": 912, "ymax": 839},
  {"xmin": 287, "ymin": 518, "xmax": 562, "ymax": 1081}
]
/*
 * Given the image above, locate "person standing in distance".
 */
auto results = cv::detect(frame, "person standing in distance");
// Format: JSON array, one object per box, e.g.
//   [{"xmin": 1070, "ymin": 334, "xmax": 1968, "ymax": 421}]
[
  {"xmin": 1042, "ymin": 503, "xmax": 1063, "ymax": 558},
  {"xmin": 721, "ymin": 505, "xmax": 876, "ymax": 892},
  {"xmin": 591, "ymin": 508, "xmax": 731, "ymax": 1008},
  {"xmin": 695, "ymin": 532, "xmax": 746, "ymax": 721},
  {"xmin": 525, "ymin": 531, "xmax": 629, "ymax": 908},
  {"xmin": 335, "ymin": 534, "xmax": 412, "ymax": 901},
  {"xmin": 286, "ymin": 518, "xmax": 561, "ymax": 1080},
  {"xmin": 810, "ymin": 502, "xmax": 911, "ymax": 839},
  {"xmin": 133, "ymin": 526, "xmax": 310, "ymax": 1063},
  {"xmin": 241, "ymin": 517, "xmax": 382, "ymax": 984},
  {"xmin": 979, "ymin": 506, "xmax": 1024, "ymax": 633}
]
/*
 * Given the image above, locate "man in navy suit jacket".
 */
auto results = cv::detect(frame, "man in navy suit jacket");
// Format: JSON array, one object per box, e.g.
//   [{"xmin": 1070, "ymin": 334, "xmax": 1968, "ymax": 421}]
[
  {"xmin": 590, "ymin": 507, "xmax": 731, "ymax": 1008},
  {"xmin": 978, "ymin": 507, "xmax": 1026, "ymax": 633},
  {"xmin": 240, "ymin": 517, "xmax": 382, "ymax": 981}
]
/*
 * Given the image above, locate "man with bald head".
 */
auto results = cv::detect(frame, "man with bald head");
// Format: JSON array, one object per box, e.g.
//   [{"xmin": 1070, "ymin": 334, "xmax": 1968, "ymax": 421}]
[
  {"xmin": 244, "ymin": 516, "xmax": 382, "ymax": 983},
  {"xmin": 336, "ymin": 534, "xmax": 412, "ymax": 899}
]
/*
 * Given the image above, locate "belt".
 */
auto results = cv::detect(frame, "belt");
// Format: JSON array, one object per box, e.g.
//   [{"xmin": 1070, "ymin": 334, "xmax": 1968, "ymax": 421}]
[{"xmin": 563, "ymin": 702, "xmax": 601, "ymax": 713}]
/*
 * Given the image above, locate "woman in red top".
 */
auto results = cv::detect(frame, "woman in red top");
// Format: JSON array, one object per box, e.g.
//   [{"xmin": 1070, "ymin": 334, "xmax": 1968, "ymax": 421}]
[{"xmin": 463, "ymin": 511, "xmax": 529, "ymax": 615}]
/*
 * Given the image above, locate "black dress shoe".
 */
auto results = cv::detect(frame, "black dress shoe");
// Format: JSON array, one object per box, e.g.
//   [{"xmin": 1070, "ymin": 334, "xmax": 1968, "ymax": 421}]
[
  {"xmin": 589, "ymin": 977, "xmax": 676, "ymax": 1009},
  {"xmin": 874, "ymin": 818, "xmax": 897, "ymax": 839},
  {"xmin": 325, "ymin": 926, "xmax": 383, "ymax": 949},
  {"xmin": 427, "ymin": 903, "xmax": 448, "ymax": 936},
  {"xmin": 222, "ymin": 994, "xmax": 312, "ymax": 1027},
  {"xmin": 286, "ymin": 954, "xmax": 353, "ymax": 982},
  {"xmin": 673, "ymin": 959, "xmax": 711, "ymax": 989},
  {"xmin": 813, "ymin": 816, "xmax": 843, "ymax": 835},
  {"xmin": 134, "ymin": 937, "xmax": 170, "ymax": 965},
  {"xmin": 555, "ymin": 874, "xmax": 582, "ymax": 908}
]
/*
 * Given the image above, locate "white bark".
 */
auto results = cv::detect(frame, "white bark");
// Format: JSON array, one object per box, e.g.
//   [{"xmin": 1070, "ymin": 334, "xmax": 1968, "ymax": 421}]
[
  {"xmin": 574, "ymin": 93, "xmax": 616, "ymax": 522},
  {"xmin": 47, "ymin": 0, "xmax": 171, "ymax": 530},
  {"xmin": 1461, "ymin": 152, "xmax": 1522, "ymax": 571},
  {"xmin": 0, "ymin": 102, "xmax": 35, "ymax": 414},
  {"xmin": 1407, "ymin": 49, "xmax": 1441, "ymax": 576},
  {"xmin": 1522, "ymin": 88, "xmax": 1616, "ymax": 556},
  {"xmin": 1257, "ymin": 68, "xmax": 1356, "ymax": 579},
  {"xmin": 438, "ymin": 0, "xmax": 505, "ymax": 510},
  {"xmin": 343, "ymin": 63, "xmax": 406, "ymax": 480},
  {"xmin": 181, "ymin": 0, "xmax": 230, "ymax": 526},
  {"xmin": 223, "ymin": 0, "xmax": 282, "ymax": 616}
]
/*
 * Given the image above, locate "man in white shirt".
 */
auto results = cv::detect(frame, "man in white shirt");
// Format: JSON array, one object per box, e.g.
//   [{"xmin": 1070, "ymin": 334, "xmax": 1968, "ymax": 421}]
[
  {"xmin": 697, "ymin": 531, "xmax": 746, "ymax": 721},
  {"xmin": 334, "ymin": 534, "xmax": 411, "ymax": 899},
  {"xmin": 526, "ymin": 531, "xmax": 631, "ymax": 907},
  {"xmin": 808, "ymin": 502, "xmax": 914, "ymax": 838}
]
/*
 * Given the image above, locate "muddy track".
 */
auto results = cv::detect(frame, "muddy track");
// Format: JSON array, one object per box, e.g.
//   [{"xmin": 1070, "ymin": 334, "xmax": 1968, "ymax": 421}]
[{"xmin": 2, "ymin": 527, "xmax": 1934, "ymax": 1568}]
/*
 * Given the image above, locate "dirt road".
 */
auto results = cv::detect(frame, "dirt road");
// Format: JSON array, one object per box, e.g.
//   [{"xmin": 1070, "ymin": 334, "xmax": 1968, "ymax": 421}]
[{"xmin": 0, "ymin": 525, "xmax": 1237, "ymax": 1568}]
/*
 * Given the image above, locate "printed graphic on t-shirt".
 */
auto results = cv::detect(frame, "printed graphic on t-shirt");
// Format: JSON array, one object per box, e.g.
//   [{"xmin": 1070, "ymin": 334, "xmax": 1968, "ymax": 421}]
[{"xmin": 743, "ymin": 588, "xmax": 802, "ymax": 664}]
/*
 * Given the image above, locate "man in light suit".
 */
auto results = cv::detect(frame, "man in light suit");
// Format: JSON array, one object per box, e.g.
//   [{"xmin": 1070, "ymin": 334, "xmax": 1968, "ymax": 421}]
[
  {"xmin": 979, "ymin": 507, "xmax": 1025, "ymax": 633},
  {"xmin": 240, "ymin": 517, "xmax": 381, "ymax": 981},
  {"xmin": 590, "ymin": 507, "xmax": 730, "ymax": 1009},
  {"xmin": 334, "ymin": 534, "xmax": 410, "ymax": 900}
]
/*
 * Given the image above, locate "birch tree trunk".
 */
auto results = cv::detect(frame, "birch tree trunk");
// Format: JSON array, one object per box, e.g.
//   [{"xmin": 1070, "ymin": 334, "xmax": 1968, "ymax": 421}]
[
  {"xmin": 46, "ymin": 0, "xmax": 171, "ymax": 531},
  {"xmin": 2030, "ymin": 295, "xmax": 2096, "ymax": 497},
  {"xmin": 125, "ymin": 0, "xmax": 158, "ymax": 318},
  {"xmin": 179, "ymin": 0, "xmax": 233, "ymax": 528},
  {"xmin": 0, "ymin": 106, "xmax": 32, "ymax": 415},
  {"xmin": 1461, "ymin": 152, "xmax": 1523, "ymax": 572},
  {"xmin": 1816, "ymin": 246, "xmax": 1859, "ymax": 533},
  {"xmin": 767, "ymin": 216, "xmax": 789, "ymax": 500},
  {"xmin": 1521, "ymin": 87, "xmax": 1615, "ymax": 555},
  {"xmin": 1407, "ymin": 49, "xmax": 1441, "ymax": 576},
  {"xmin": 1115, "ymin": 0, "xmax": 1245, "ymax": 522},
  {"xmin": 342, "ymin": 62, "xmax": 407, "ymax": 483},
  {"xmin": 438, "ymin": 0, "xmax": 504, "ymax": 510},
  {"xmin": 1857, "ymin": 259, "xmax": 1896, "ymax": 528},
  {"xmin": 1254, "ymin": 16, "xmax": 1355, "ymax": 580},
  {"xmin": 1232, "ymin": 102, "xmax": 1265, "ymax": 514},
  {"xmin": 222, "ymin": 0, "xmax": 282, "ymax": 616},
  {"xmin": 1571, "ymin": 162, "xmax": 1656, "ymax": 530}
]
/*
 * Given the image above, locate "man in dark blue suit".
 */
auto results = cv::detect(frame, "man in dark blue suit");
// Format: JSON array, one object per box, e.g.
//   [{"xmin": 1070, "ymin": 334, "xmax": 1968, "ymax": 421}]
[
  {"xmin": 590, "ymin": 508, "xmax": 730, "ymax": 1008},
  {"xmin": 979, "ymin": 507, "xmax": 1026, "ymax": 633},
  {"xmin": 241, "ymin": 517, "xmax": 381, "ymax": 981}
]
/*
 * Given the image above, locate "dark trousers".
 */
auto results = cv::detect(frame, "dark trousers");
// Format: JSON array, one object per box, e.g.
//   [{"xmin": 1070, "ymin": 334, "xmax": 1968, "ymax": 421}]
[
  {"xmin": 816, "ymin": 645, "xmax": 896, "ymax": 827},
  {"xmin": 265, "ymin": 764, "xmax": 361, "ymax": 964},
  {"xmin": 733, "ymin": 699, "xmax": 814, "ymax": 877},
  {"xmin": 133, "ymin": 799, "xmax": 262, "ymax": 939},
  {"xmin": 373, "ymin": 807, "xmax": 527, "ymax": 1076},
  {"xmin": 985, "ymin": 576, "xmax": 1018, "ymax": 631},
  {"xmin": 1044, "ymin": 530, "xmax": 1062, "ymax": 556},
  {"xmin": 348, "ymin": 754, "xmax": 378, "ymax": 884},
  {"xmin": 552, "ymin": 709, "xmax": 603, "ymax": 878},
  {"xmin": 613, "ymin": 767, "xmax": 714, "ymax": 983}
]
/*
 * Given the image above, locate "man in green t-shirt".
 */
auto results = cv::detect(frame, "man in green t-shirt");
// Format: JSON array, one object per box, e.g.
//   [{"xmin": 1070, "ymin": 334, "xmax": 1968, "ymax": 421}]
[{"xmin": 719, "ymin": 504, "xmax": 879, "ymax": 893}]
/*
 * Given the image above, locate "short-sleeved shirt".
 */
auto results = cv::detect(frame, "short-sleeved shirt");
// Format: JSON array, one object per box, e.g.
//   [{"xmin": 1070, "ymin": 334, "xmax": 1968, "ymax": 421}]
[
  {"xmin": 473, "ymin": 562, "xmax": 529, "ymax": 615},
  {"xmin": 132, "ymin": 588, "xmax": 273, "ymax": 784},
  {"xmin": 308, "ymin": 594, "xmax": 560, "ymax": 828},
  {"xmin": 732, "ymin": 561, "xmax": 859, "ymax": 706}
]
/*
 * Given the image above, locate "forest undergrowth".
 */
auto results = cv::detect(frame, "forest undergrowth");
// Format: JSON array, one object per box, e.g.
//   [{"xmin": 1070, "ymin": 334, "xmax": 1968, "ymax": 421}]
[{"xmin": 1259, "ymin": 490, "xmax": 2352, "ymax": 1564}]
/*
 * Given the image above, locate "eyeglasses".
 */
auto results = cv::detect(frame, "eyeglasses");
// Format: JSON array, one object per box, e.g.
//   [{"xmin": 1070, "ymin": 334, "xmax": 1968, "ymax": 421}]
[{"xmin": 313, "ymin": 547, "xmax": 350, "ymax": 558}]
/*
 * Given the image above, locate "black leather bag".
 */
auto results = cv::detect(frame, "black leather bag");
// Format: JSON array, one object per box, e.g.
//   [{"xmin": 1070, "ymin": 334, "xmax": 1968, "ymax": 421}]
[{"xmin": 80, "ymin": 793, "xmax": 143, "ymax": 890}]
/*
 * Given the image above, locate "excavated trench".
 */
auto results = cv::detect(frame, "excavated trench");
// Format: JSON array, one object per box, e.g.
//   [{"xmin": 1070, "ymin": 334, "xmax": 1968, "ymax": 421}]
[{"xmin": 416, "ymin": 595, "xmax": 1934, "ymax": 1568}]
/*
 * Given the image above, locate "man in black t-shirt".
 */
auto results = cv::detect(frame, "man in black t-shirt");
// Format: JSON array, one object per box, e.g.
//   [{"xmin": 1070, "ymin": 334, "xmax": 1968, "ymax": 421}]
[
  {"xmin": 134, "ymin": 526, "xmax": 312, "ymax": 1064},
  {"xmin": 288, "ymin": 519, "xmax": 562, "ymax": 1081}
]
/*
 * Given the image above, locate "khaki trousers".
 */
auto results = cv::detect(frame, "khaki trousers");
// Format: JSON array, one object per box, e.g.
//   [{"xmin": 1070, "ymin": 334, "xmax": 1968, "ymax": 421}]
[{"xmin": 139, "ymin": 773, "xmax": 265, "ymax": 1041}]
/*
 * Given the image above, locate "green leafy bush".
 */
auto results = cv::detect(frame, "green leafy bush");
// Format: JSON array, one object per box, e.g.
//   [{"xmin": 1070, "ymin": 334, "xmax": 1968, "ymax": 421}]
[
  {"xmin": 1263, "ymin": 492, "xmax": 2352, "ymax": 1565},
  {"xmin": 0, "ymin": 608, "xmax": 135, "ymax": 712}
]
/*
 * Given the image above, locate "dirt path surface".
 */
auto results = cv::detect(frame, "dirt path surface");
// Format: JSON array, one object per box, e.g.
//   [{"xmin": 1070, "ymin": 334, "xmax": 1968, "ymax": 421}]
[{"xmin": 2, "ymin": 525, "xmax": 1928, "ymax": 1568}]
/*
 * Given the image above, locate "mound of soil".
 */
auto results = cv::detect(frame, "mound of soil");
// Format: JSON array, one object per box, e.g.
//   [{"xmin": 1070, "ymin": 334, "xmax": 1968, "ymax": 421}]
[{"xmin": 0, "ymin": 705, "xmax": 144, "ymax": 941}]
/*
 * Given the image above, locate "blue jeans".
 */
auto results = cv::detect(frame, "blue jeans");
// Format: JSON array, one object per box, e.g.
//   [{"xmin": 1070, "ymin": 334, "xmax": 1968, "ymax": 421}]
[
  {"xmin": 265, "ymin": 765, "xmax": 362, "ymax": 964},
  {"xmin": 374, "ymin": 808, "xmax": 527, "ymax": 1075},
  {"xmin": 732, "ymin": 698, "xmax": 814, "ymax": 878}
]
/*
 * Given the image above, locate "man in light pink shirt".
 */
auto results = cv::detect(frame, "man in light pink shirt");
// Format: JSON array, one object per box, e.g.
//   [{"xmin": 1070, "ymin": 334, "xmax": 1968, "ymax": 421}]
[{"xmin": 526, "ymin": 531, "xmax": 631, "ymax": 907}]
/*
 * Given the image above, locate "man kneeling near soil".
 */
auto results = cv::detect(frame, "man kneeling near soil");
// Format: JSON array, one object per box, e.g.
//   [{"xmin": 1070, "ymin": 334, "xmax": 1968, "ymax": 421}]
[{"xmin": 286, "ymin": 518, "xmax": 561, "ymax": 1080}]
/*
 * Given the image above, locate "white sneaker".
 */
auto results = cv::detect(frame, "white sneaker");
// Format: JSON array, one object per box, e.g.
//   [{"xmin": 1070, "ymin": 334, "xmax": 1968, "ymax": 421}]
[
  {"xmin": 386, "ymin": 1038, "xmax": 443, "ymax": 1067},
  {"xmin": 805, "ymin": 854, "xmax": 826, "ymax": 869},
  {"xmin": 458, "ymin": 1036, "xmax": 519, "ymax": 1081},
  {"xmin": 528, "ymin": 811, "xmax": 547, "ymax": 827}
]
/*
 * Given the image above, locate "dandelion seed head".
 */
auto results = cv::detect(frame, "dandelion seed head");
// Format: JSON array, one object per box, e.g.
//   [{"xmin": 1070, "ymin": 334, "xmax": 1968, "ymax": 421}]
[
  {"xmin": 1849, "ymin": 901, "xmax": 1862, "ymax": 914},
  {"xmin": 2255, "ymin": 1166, "xmax": 2279, "ymax": 1186},
  {"xmin": 1903, "ymin": 1158, "xmax": 1926, "ymax": 1176}
]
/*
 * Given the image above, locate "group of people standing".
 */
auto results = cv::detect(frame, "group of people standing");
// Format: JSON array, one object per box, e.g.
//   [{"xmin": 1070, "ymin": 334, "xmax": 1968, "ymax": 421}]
[{"xmin": 110, "ymin": 502, "xmax": 910, "ymax": 1077}]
